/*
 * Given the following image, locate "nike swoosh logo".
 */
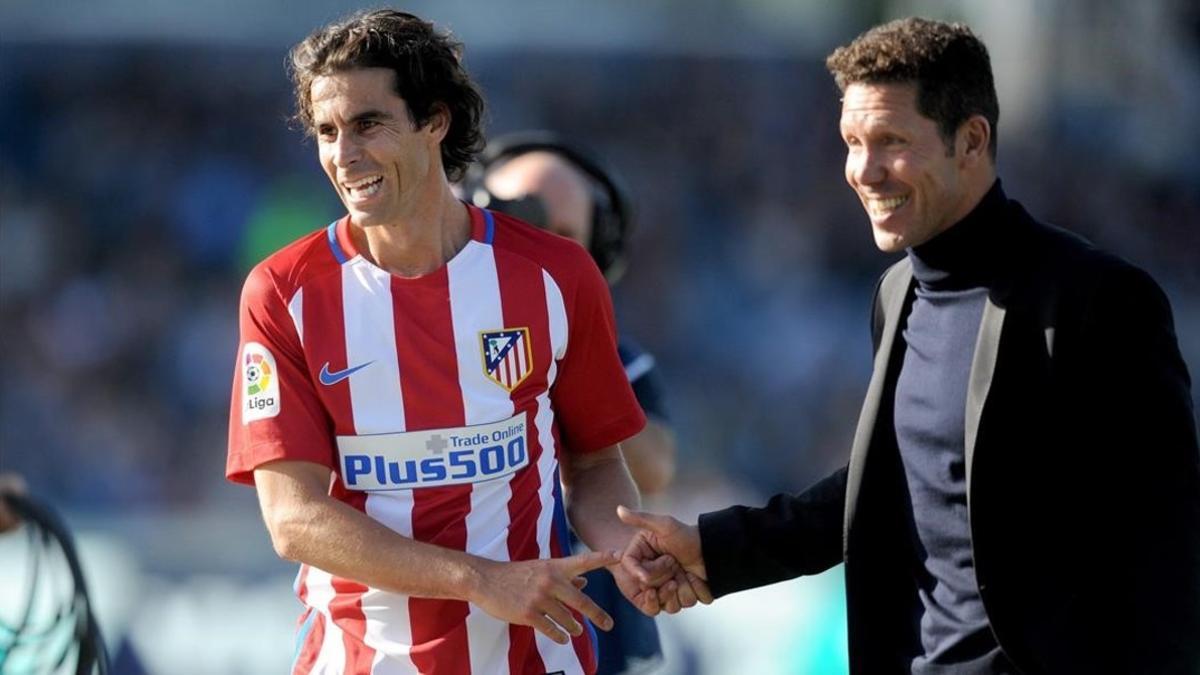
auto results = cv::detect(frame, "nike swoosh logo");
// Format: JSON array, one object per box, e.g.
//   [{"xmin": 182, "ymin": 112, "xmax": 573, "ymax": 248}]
[{"xmin": 319, "ymin": 361, "xmax": 373, "ymax": 386}]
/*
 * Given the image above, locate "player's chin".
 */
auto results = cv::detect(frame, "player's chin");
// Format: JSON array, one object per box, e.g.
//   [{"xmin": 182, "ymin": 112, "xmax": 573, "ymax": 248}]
[{"xmin": 347, "ymin": 206, "xmax": 384, "ymax": 228}]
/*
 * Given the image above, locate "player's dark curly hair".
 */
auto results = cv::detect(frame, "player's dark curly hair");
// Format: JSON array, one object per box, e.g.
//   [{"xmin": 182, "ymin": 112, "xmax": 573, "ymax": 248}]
[
  {"xmin": 289, "ymin": 9, "xmax": 486, "ymax": 181},
  {"xmin": 826, "ymin": 17, "xmax": 999, "ymax": 158}
]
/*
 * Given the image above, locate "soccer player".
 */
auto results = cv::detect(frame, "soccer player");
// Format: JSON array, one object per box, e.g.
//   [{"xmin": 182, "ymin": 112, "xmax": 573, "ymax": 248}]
[
  {"xmin": 226, "ymin": 11, "xmax": 666, "ymax": 674},
  {"xmin": 465, "ymin": 133, "xmax": 677, "ymax": 674}
]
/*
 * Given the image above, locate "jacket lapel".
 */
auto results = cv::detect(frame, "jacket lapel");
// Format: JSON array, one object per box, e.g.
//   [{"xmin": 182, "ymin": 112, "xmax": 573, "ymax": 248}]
[
  {"xmin": 965, "ymin": 294, "xmax": 1007, "ymax": 497},
  {"xmin": 844, "ymin": 260, "xmax": 913, "ymax": 543}
]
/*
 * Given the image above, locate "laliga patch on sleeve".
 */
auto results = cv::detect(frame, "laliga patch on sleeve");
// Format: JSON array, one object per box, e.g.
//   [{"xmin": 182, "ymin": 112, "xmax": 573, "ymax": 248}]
[{"xmin": 242, "ymin": 342, "xmax": 281, "ymax": 423}]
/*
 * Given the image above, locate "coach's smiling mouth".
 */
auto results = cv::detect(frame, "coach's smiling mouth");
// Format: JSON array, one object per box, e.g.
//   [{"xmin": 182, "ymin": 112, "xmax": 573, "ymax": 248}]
[{"xmin": 865, "ymin": 195, "xmax": 909, "ymax": 217}]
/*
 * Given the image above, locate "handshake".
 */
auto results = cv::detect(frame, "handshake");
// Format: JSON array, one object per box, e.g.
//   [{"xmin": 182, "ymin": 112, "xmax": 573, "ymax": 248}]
[
  {"xmin": 607, "ymin": 505, "xmax": 713, "ymax": 617},
  {"xmin": 469, "ymin": 505, "xmax": 712, "ymax": 646}
]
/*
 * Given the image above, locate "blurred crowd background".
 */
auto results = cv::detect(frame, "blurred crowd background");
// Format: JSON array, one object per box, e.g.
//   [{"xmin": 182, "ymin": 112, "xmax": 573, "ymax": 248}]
[{"xmin": 2, "ymin": 0, "xmax": 1198, "ymax": 673}]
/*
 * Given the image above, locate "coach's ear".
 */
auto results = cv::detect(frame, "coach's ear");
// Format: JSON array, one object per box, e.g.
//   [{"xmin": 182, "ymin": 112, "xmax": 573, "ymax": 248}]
[{"xmin": 957, "ymin": 114, "xmax": 991, "ymax": 168}]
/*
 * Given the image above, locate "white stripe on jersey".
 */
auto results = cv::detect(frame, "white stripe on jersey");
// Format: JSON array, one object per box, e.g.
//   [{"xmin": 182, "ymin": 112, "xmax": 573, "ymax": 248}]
[
  {"xmin": 360, "ymin": 496, "xmax": 418, "ymax": 672},
  {"xmin": 367, "ymin": 645, "xmax": 419, "ymax": 675},
  {"xmin": 304, "ymin": 567, "xmax": 348, "ymax": 675},
  {"xmin": 449, "ymin": 241, "xmax": 515, "ymax": 675},
  {"xmin": 448, "ymin": 242, "xmax": 514, "ymax": 426},
  {"xmin": 288, "ymin": 288, "xmax": 304, "ymax": 346},
  {"xmin": 342, "ymin": 260, "xmax": 420, "ymax": 673},
  {"xmin": 464, "ymin": 477, "xmax": 517, "ymax": 674},
  {"xmin": 544, "ymin": 272, "xmax": 568, "ymax": 362},
  {"xmin": 342, "ymin": 260, "xmax": 405, "ymax": 435},
  {"xmin": 533, "ymin": 270, "xmax": 584, "ymax": 675}
]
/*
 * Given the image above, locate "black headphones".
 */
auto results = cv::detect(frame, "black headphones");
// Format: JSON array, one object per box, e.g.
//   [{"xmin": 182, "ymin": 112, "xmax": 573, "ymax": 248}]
[{"xmin": 461, "ymin": 131, "xmax": 633, "ymax": 284}]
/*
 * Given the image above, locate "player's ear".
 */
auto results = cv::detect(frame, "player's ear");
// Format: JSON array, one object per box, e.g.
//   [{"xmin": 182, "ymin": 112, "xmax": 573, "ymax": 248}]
[{"xmin": 424, "ymin": 102, "xmax": 451, "ymax": 143}]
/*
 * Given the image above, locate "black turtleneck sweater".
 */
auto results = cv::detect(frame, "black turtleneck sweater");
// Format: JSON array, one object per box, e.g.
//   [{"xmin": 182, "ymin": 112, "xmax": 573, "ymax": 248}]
[{"xmin": 894, "ymin": 180, "xmax": 1014, "ymax": 674}]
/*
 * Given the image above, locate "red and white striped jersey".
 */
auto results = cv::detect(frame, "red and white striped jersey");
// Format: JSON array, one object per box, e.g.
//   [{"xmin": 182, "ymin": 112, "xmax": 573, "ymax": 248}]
[{"xmin": 226, "ymin": 205, "xmax": 646, "ymax": 675}]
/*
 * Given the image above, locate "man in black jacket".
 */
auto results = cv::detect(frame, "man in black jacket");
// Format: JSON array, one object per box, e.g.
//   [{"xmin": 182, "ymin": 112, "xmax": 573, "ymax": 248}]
[{"xmin": 618, "ymin": 17, "xmax": 1200, "ymax": 674}]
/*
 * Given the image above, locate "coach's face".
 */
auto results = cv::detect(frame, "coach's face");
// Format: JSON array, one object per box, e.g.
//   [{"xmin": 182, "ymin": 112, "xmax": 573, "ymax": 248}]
[
  {"xmin": 840, "ymin": 82, "xmax": 976, "ymax": 252},
  {"xmin": 311, "ymin": 68, "xmax": 447, "ymax": 228}
]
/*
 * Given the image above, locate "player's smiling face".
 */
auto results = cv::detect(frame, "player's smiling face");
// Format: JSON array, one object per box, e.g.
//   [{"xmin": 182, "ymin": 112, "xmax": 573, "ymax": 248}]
[
  {"xmin": 311, "ymin": 68, "xmax": 446, "ymax": 228},
  {"xmin": 840, "ymin": 82, "xmax": 974, "ymax": 252}
]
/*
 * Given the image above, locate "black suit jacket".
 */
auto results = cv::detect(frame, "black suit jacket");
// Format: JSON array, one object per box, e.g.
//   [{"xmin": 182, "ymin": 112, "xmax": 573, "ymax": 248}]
[{"xmin": 698, "ymin": 196, "xmax": 1200, "ymax": 674}]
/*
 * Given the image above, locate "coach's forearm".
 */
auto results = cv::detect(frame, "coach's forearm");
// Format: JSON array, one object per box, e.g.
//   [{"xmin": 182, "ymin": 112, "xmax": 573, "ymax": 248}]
[
  {"xmin": 255, "ymin": 460, "xmax": 485, "ymax": 602},
  {"xmin": 561, "ymin": 444, "xmax": 642, "ymax": 553}
]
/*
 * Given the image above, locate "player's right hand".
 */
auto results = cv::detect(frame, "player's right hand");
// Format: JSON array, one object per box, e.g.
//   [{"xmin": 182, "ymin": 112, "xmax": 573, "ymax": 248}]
[{"xmin": 468, "ymin": 549, "xmax": 620, "ymax": 645}]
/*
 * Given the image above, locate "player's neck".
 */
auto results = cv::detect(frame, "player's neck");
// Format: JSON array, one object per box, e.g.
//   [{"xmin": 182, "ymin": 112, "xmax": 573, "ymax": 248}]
[{"xmin": 352, "ymin": 183, "xmax": 471, "ymax": 278}]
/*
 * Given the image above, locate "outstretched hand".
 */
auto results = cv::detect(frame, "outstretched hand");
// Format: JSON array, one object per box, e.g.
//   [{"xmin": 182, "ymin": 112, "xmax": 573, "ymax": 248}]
[
  {"xmin": 607, "ymin": 545, "xmax": 678, "ymax": 616},
  {"xmin": 616, "ymin": 505, "xmax": 713, "ymax": 615},
  {"xmin": 469, "ymin": 549, "xmax": 620, "ymax": 644}
]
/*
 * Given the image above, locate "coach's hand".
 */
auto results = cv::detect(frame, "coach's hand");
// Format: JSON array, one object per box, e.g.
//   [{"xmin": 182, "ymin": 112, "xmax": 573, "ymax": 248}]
[
  {"xmin": 469, "ymin": 549, "xmax": 619, "ymax": 645},
  {"xmin": 617, "ymin": 505, "xmax": 713, "ymax": 614},
  {"xmin": 607, "ymin": 552, "xmax": 678, "ymax": 617}
]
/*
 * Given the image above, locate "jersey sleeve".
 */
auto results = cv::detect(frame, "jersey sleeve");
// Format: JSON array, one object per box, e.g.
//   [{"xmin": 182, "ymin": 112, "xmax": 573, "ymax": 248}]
[
  {"xmin": 551, "ymin": 261, "xmax": 646, "ymax": 454},
  {"xmin": 226, "ymin": 265, "xmax": 336, "ymax": 485}
]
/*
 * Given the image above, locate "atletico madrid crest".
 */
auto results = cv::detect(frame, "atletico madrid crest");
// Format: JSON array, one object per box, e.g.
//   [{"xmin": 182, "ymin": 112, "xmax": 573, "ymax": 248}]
[{"xmin": 480, "ymin": 328, "xmax": 533, "ymax": 392}]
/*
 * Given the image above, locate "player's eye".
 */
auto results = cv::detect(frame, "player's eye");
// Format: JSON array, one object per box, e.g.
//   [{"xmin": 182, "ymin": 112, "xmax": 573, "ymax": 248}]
[
  {"xmin": 316, "ymin": 125, "xmax": 337, "ymax": 140},
  {"xmin": 357, "ymin": 119, "xmax": 379, "ymax": 133}
]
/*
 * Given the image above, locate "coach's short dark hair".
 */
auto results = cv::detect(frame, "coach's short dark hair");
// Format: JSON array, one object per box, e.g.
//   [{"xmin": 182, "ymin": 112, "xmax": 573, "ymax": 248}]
[
  {"xmin": 289, "ymin": 9, "xmax": 486, "ymax": 181},
  {"xmin": 826, "ymin": 17, "xmax": 999, "ymax": 158}
]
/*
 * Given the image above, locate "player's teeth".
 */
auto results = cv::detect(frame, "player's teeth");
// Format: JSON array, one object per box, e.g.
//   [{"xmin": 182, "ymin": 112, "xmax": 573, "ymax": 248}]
[
  {"xmin": 347, "ymin": 176, "xmax": 382, "ymax": 190},
  {"xmin": 349, "ymin": 177, "xmax": 382, "ymax": 196}
]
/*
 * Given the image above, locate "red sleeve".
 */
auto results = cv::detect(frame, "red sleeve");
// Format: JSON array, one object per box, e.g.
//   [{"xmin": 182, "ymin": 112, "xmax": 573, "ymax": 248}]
[
  {"xmin": 550, "ymin": 259, "xmax": 646, "ymax": 454},
  {"xmin": 226, "ymin": 265, "xmax": 336, "ymax": 485}
]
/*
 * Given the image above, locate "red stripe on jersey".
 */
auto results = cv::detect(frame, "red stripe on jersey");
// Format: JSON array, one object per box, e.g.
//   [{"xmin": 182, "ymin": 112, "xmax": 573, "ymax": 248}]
[
  {"xmin": 390, "ymin": 270, "xmax": 464, "ymax": 428},
  {"xmin": 495, "ymin": 249, "xmax": 554, "ymax": 675},
  {"xmin": 392, "ymin": 268, "xmax": 472, "ymax": 675},
  {"xmin": 305, "ymin": 272, "xmax": 377, "ymax": 673},
  {"xmin": 302, "ymin": 271, "xmax": 353, "ymax": 437},
  {"xmin": 293, "ymin": 609, "xmax": 325, "ymax": 675}
]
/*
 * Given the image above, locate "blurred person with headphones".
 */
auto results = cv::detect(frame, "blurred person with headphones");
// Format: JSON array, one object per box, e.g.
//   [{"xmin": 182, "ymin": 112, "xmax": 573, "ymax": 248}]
[{"xmin": 462, "ymin": 132, "xmax": 677, "ymax": 675}]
